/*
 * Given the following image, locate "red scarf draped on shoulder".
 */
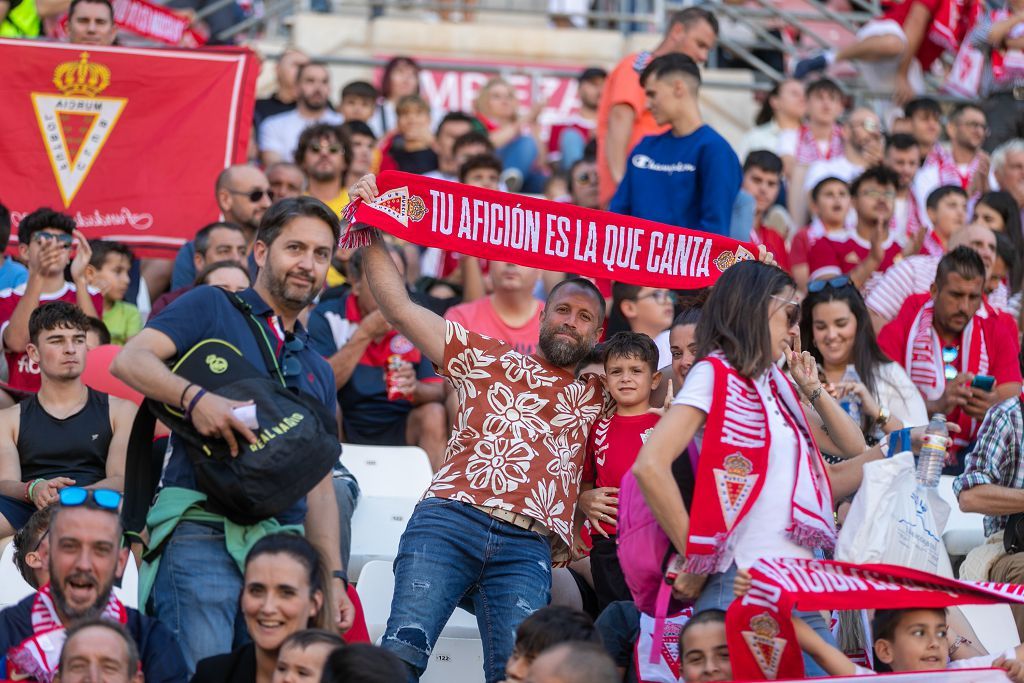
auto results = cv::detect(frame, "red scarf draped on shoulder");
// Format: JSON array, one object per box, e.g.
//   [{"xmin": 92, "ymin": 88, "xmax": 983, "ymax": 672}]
[
  {"xmin": 684, "ymin": 355, "xmax": 836, "ymax": 575},
  {"xmin": 342, "ymin": 171, "xmax": 757, "ymax": 289},
  {"xmin": 728, "ymin": 558, "xmax": 1024, "ymax": 681},
  {"xmin": 6, "ymin": 583, "xmax": 127, "ymax": 682}
]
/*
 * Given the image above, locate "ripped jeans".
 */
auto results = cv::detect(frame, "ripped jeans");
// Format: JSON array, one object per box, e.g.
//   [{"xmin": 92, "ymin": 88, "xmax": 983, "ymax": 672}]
[{"xmin": 381, "ymin": 497, "xmax": 552, "ymax": 683}]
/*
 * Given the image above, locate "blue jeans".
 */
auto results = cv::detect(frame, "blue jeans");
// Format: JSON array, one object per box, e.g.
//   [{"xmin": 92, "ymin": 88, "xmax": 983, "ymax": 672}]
[
  {"xmin": 695, "ymin": 563, "xmax": 835, "ymax": 678},
  {"xmin": 149, "ymin": 521, "xmax": 251, "ymax": 674},
  {"xmin": 381, "ymin": 498, "xmax": 552, "ymax": 683},
  {"xmin": 498, "ymin": 136, "xmax": 546, "ymax": 194},
  {"xmin": 558, "ymin": 129, "xmax": 586, "ymax": 173}
]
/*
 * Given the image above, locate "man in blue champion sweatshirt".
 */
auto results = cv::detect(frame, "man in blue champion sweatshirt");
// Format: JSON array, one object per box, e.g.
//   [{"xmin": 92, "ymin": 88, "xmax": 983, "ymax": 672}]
[{"xmin": 609, "ymin": 53, "xmax": 742, "ymax": 237}]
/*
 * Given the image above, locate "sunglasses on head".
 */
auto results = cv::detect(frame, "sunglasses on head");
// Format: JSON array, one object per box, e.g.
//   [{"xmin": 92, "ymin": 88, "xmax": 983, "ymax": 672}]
[
  {"xmin": 807, "ymin": 275, "xmax": 852, "ymax": 293},
  {"xmin": 942, "ymin": 345, "xmax": 959, "ymax": 381},
  {"xmin": 58, "ymin": 487, "xmax": 121, "ymax": 510},
  {"xmin": 228, "ymin": 188, "xmax": 274, "ymax": 203}
]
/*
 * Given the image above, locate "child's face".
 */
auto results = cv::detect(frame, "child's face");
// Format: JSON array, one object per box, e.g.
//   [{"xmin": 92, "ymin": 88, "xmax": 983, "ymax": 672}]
[
  {"xmin": 604, "ymin": 354, "xmax": 659, "ymax": 409},
  {"xmin": 397, "ymin": 108, "xmax": 430, "ymax": 138},
  {"xmin": 670, "ymin": 322, "xmax": 697, "ymax": 385},
  {"xmin": 625, "ymin": 288, "xmax": 674, "ymax": 333},
  {"xmin": 813, "ymin": 181, "xmax": 851, "ymax": 226},
  {"xmin": 340, "ymin": 95, "xmax": 374, "ymax": 123},
  {"xmin": 928, "ymin": 194, "xmax": 968, "ymax": 239},
  {"xmin": 680, "ymin": 623, "xmax": 731, "ymax": 682},
  {"xmin": 911, "ymin": 111, "xmax": 942, "ymax": 148},
  {"xmin": 90, "ymin": 253, "xmax": 131, "ymax": 301},
  {"xmin": 742, "ymin": 167, "xmax": 781, "ymax": 215},
  {"xmin": 464, "ymin": 168, "xmax": 500, "ymax": 190},
  {"xmin": 272, "ymin": 642, "xmax": 336, "ymax": 683},
  {"xmin": 875, "ymin": 610, "xmax": 949, "ymax": 672}
]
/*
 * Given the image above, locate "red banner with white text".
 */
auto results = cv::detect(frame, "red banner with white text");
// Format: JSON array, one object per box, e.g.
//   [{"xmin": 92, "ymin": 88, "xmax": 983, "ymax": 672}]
[{"xmin": 0, "ymin": 40, "xmax": 257, "ymax": 258}]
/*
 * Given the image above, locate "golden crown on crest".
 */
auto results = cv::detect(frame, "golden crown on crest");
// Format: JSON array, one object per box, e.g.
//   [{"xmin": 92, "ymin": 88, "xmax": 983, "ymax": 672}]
[
  {"xmin": 53, "ymin": 52, "xmax": 111, "ymax": 97},
  {"xmin": 750, "ymin": 613, "xmax": 780, "ymax": 638}
]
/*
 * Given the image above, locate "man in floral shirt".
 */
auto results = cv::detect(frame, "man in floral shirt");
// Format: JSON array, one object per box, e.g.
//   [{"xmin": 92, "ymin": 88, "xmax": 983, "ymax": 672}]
[{"xmin": 352, "ymin": 175, "xmax": 607, "ymax": 683}]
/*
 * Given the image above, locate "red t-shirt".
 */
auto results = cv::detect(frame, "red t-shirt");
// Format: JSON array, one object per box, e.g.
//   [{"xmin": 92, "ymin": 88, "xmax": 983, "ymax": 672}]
[
  {"xmin": 753, "ymin": 225, "xmax": 791, "ymax": 273},
  {"xmin": 583, "ymin": 412, "xmax": 662, "ymax": 490},
  {"xmin": 881, "ymin": 0, "xmax": 945, "ymax": 70},
  {"xmin": 0, "ymin": 283, "xmax": 103, "ymax": 394},
  {"xmin": 807, "ymin": 232, "xmax": 904, "ymax": 281},
  {"xmin": 444, "ymin": 296, "xmax": 542, "ymax": 356}
]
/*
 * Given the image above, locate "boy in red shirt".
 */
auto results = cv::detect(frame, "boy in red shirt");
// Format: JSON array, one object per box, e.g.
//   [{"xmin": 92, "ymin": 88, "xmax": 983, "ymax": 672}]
[
  {"xmin": 743, "ymin": 150, "xmax": 791, "ymax": 272},
  {"xmin": 579, "ymin": 331, "xmax": 663, "ymax": 610}
]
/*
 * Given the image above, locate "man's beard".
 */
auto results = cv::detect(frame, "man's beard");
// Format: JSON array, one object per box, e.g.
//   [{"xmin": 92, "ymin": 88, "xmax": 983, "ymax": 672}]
[
  {"xmin": 261, "ymin": 256, "xmax": 318, "ymax": 311},
  {"xmin": 301, "ymin": 94, "xmax": 327, "ymax": 112},
  {"xmin": 51, "ymin": 570, "xmax": 115, "ymax": 621},
  {"xmin": 308, "ymin": 165, "xmax": 340, "ymax": 183},
  {"xmin": 538, "ymin": 323, "xmax": 591, "ymax": 368}
]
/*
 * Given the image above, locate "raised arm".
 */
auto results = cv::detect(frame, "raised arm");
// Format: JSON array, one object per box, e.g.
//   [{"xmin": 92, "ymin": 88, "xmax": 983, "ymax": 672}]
[{"xmin": 350, "ymin": 175, "xmax": 446, "ymax": 366}]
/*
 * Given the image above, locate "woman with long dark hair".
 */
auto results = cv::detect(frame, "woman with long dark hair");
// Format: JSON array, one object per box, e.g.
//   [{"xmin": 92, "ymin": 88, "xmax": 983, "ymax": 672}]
[
  {"xmin": 373, "ymin": 56, "xmax": 440, "ymax": 138},
  {"xmin": 975, "ymin": 191, "xmax": 1024, "ymax": 298},
  {"xmin": 192, "ymin": 534, "xmax": 330, "ymax": 683},
  {"xmin": 801, "ymin": 276, "xmax": 927, "ymax": 444},
  {"xmin": 633, "ymin": 261, "xmax": 866, "ymax": 671}
]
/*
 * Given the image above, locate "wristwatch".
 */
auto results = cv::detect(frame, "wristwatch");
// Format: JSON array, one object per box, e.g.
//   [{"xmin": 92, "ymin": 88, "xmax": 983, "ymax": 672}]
[
  {"xmin": 332, "ymin": 569, "xmax": 349, "ymax": 591},
  {"xmin": 875, "ymin": 406, "xmax": 891, "ymax": 430}
]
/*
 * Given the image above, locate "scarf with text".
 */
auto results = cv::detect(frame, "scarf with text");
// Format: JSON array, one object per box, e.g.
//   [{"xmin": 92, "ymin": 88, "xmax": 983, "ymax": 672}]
[
  {"xmin": 905, "ymin": 297, "xmax": 988, "ymax": 453},
  {"xmin": 6, "ymin": 583, "xmax": 127, "ymax": 682},
  {"xmin": 684, "ymin": 355, "xmax": 835, "ymax": 575},
  {"xmin": 341, "ymin": 171, "xmax": 757, "ymax": 289},
  {"xmin": 727, "ymin": 557, "xmax": 1024, "ymax": 681}
]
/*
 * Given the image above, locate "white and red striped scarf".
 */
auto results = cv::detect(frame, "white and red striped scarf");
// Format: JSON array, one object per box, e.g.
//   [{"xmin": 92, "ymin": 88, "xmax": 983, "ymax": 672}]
[
  {"xmin": 905, "ymin": 298, "xmax": 989, "ymax": 452},
  {"xmin": 795, "ymin": 124, "xmax": 844, "ymax": 165},
  {"xmin": 684, "ymin": 354, "xmax": 836, "ymax": 574},
  {"xmin": 6, "ymin": 583, "xmax": 127, "ymax": 683}
]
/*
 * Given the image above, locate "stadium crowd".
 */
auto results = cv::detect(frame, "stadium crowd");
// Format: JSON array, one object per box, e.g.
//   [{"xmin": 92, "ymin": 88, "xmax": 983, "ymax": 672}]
[{"xmin": 4, "ymin": 0, "xmax": 1024, "ymax": 681}]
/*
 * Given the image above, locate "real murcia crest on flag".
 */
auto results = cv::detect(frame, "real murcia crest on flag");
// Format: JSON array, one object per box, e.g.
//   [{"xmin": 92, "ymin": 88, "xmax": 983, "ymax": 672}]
[
  {"xmin": 31, "ymin": 52, "xmax": 127, "ymax": 208},
  {"xmin": 713, "ymin": 453, "xmax": 757, "ymax": 530},
  {"xmin": 713, "ymin": 245, "xmax": 756, "ymax": 272},
  {"xmin": 365, "ymin": 186, "xmax": 428, "ymax": 227},
  {"xmin": 742, "ymin": 612, "xmax": 787, "ymax": 680}
]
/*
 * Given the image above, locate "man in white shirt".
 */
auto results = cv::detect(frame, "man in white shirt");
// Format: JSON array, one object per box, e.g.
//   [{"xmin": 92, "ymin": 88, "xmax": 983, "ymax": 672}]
[
  {"xmin": 259, "ymin": 62, "xmax": 343, "ymax": 166},
  {"xmin": 803, "ymin": 108, "xmax": 884, "ymax": 195}
]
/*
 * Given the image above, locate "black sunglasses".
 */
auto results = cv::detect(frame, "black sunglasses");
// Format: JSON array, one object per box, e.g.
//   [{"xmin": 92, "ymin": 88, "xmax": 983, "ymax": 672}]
[
  {"xmin": 807, "ymin": 275, "xmax": 852, "ymax": 293},
  {"xmin": 281, "ymin": 334, "xmax": 304, "ymax": 378},
  {"xmin": 228, "ymin": 188, "xmax": 274, "ymax": 203},
  {"xmin": 310, "ymin": 143, "xmax": 342, "ymax": 155}
]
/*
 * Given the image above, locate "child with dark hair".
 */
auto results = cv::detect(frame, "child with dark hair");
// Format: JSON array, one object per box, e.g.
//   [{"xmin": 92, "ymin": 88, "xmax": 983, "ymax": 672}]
[
  {"xmin": 11, "ymin": 504, "xmax": 54, "ymax": 588},
  {"xmin": 273, "ymin": 629, "xmax": 343, "ymax": 682},
  {"xmin": 502, "ymin": 605, "xmax": 601, "ymax": 683},
  {"xmin": 85, "ymin": 240, "xmax": 140, "ymax": 345},
  {"xmin": 579, "ymin": 331, "xmax": 663, "ymax": 609}
]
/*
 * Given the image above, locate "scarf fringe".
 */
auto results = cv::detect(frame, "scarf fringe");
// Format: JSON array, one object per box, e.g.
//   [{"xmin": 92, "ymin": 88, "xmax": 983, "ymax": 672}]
[
  {"xmin": 788, "ymin": 522, "xmax": 837, "ymax": 552},
  {"xmin": 683, "ymin": 541, "xmax": 727, "ymax": 575},
  {"xmin": 338, "ymin": 222, "xmax": 380, "ymax": 250}
]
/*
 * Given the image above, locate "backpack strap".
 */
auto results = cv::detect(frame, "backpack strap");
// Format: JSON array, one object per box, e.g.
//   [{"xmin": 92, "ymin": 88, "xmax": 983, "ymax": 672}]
[
  {"xmin": 120, "ymin": 400, "xmax": 160, "ymax": 542},
  {"xmin": 220, "ymin": 289, "xmax": 287, "ymax": 387}
]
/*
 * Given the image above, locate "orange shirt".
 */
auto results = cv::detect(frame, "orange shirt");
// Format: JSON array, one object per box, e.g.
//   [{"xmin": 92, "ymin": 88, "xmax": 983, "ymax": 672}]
[{"xmin": 596, "ymin": 51, "xmax": 670, "ymax": 208}]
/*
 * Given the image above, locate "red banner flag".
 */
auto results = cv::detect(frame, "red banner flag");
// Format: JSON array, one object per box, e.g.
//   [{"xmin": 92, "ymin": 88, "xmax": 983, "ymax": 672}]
[
  {"xmin": 0, "ymin": 40, "xmax": 258, "ymax": 258},
  {"xmin": 727, "ymin": 558, "xmax": 1024, "ymax": 681},
  {"xmin": 344, "ymin": 171, "xmax": 757, "ymax": 289}
]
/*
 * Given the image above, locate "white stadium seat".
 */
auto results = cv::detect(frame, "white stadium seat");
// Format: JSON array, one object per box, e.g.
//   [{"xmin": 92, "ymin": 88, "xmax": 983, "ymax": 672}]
[
  {"xmin": 938, "ymin": 475, "xmax": 987, "ymax": 558},
  {"xmin": 348, "ymin": 496, "xmax": 417, "ymax": 582},
  {"xmin": 958, "ymin": 604, "xmax": 1021, "ymax": 654},
  {"xmin": 340, "ymin": 443, "xmax": 433, "ymax": 499}
]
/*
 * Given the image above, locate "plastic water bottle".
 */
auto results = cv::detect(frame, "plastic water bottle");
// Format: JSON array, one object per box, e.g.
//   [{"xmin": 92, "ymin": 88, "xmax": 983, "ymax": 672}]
[
  {"xmin": 916, "ymin": 414, "xmax": 949, "ymax": 488},
  {"xmin": 839, "ymin": 364, "xmax": 862, "ymax": 425}
]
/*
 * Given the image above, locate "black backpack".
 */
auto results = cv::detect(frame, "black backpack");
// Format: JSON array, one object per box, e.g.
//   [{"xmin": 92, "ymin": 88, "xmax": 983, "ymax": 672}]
[{"xmin": 122, "ymin": 290, "xmax": 341, "ymax": 535}]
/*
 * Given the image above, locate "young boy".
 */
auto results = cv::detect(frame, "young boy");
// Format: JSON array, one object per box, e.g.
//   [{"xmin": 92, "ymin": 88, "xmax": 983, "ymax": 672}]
[
  {"xmin": 85, "ymin": 241, "xmax": 141, "ymax": 345},
  {"xmin": 789, "ymin": 176, "xmax": 852, "ymax": 292},
  {"xmin": 789, "ymin": 78, "xmax": 846, "ymax": 225},
  {"xmin": 580, "ymin": 331, "xmax": 663, "ymax": 610},
  {"xmin": 610, "ymin": 284, "xmax": 674, "ymax": 368},
  {"xmin": 920, "ymin": 185, "xmax": 969, "ymax": 256},
  {"xmin": 680, "ymin": 609, "xmax": 732, "ymax": 683},
  {"xmin": 273, "ymin": 629, "xmax": 344, "ymax": 683},
  {"xmin": 379, "ymin": 95, "xmax": 438, "ymax": 175},
  {"xmin": 742, "ymin": 151, "xmax": 790, "ymax": 272},
  {"xmin": 502, "ymin": 606, "xmax": 600, "ymax": 683},
  {"xmin": 339, "ymin": 81, "xmax": 377, "ymax": 124}
]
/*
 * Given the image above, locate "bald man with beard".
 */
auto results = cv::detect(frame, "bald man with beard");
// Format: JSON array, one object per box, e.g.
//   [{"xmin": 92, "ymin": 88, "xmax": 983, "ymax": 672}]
[{"xmin": 171, "ymin": 165, "xmax": 271, "ymax": 289}]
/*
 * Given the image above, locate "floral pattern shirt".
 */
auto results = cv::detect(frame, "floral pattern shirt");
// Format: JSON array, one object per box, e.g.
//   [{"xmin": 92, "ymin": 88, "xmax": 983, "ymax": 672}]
[{"xmin": 425, "ymin": 320, "xmax": 606, "ymax": 563}]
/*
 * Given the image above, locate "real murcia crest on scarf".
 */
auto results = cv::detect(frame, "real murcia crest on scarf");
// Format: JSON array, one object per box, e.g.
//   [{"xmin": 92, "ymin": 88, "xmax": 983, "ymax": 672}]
[
  {"xmin": 713, "ymin": 245, "xmax": 756, "ymax": 272},
  {"xmin": 714, "ymin": 453, "xmax": 757, "ymax": 529},
  {"xmin": 365, "ymin": 186, "xmax": 428, "ymax": 227},
  {"xmin": 742, "ymin": 612, "xmax": 787, "ymax": 680}
]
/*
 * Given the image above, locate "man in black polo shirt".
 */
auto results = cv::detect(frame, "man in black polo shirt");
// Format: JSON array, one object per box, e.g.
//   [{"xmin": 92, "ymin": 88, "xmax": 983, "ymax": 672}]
[{"xmin": 112, "ymin": 197, "xmax": 353, "ymax": 672}]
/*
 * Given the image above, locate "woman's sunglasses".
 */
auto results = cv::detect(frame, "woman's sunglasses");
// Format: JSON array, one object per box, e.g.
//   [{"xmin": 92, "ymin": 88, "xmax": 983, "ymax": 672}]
[{"xmin": 807, "ymin": 275, "xmax": 852, "ymax": 293}]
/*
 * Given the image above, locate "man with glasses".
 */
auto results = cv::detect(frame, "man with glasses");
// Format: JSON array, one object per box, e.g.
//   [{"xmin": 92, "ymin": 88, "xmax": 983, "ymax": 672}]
[
  {"xmin": 0, "ymin": 209, "xmax": 100, "ymax": 397},
  {"xmin": 112, "ymin": 197, "xmax": 354, "ymax": 672},
  {"xmin": 803, "ymin": 108, "xmax": 885, "ymax": 197},
  {"xmin": 567, "ymin": 156, "xmax": 600, "ymax": 210},
  {"xmin": 0, "ymin": 487, "xmax": 188, "ymax": 682},
  {"xmin": 0, "ymin": 302, "xmax": 136, "ymax": 537},
  {"xmin": 878, "ymin": 247, "xmax": 1022, "ymax": 461},
  {"xmin": 808, "ymin": 166, "xmax": 905, "ymax": 289},
  {"xmin": 296, "ymin": 123, "xmax": 350, "ymax": 218},
  {"xmin": 260, "ymin": 62, "xmax": 343, "ymax": 167},
  {"xmin": 610, "ymin": 283, "xmax": 675, "ymax": 367},
  {"xmin": 171, "ymin": 164, "xmax": 272, "ymax": 290}
]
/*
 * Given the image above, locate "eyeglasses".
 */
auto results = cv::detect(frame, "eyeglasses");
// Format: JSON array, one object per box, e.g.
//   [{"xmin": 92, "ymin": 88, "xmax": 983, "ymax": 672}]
[
  {"xmin": 227, "ymin": 188, "xmax": 274, "ymax": 203},
  {"xmin": 959, "ymin": 121, "xmax": 989, "ymax": 132},
  {"xmin": 942, "ymin": 345, "xmax": 959, "ymax": 381},
  {"xmin": 807, "ymin": 275, "xmax": 852, "ymax": 293},
  {"xmin": 58, "ymin": 487, "xmax": 121, "ymax": 511},
  {"xmin": 310, "ymin": 143, "xmax": 342, "ymax": 155},
  {"xmin": 636, "ymin": 290, "xmax": 674, "ymax": 304},
  {"xmin": 770, "ymin": 295, "xmax": 801, "ymax": 327},
  {"xmin": 31, "ymin": 528, "xmax": 49, "ymax": 553},
  {"xmin": 573, "ymin": 171, "xmax": 596, "ymax": 185},
  {"xmin": 859, "ymin": 189, "xmax": 897, "ymax": 200}
]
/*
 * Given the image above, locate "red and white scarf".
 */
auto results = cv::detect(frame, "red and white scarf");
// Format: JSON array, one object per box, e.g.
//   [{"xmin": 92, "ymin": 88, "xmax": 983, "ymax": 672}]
[
  {"xmin": 6, "ymin": 584, "xmax": 127, "ymax": 683},
  {"xmin": 727, "ymin": 557, "xmax": 1024, "ymax": 681},
  {"xmin": 904, "ymin": 298, "xmax": 989, "ymax": 452},
  {"xmin": 342, "ymin": 171, "xmax": 756, "ymax": 290},
  {"xmin": 684, "ymin": 355, "xmax": 836, "ymax": 575},
  {"xmin": 634, "ymin": 609, "xmax": 692, "ymax": 683},
  {"xmin": 796, "ymin": 124, "xmax": 843, "ymax": 164}
]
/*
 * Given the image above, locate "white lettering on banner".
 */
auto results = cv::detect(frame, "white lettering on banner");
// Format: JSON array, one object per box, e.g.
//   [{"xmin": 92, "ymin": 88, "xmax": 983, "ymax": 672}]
[
  {"xmin": 631, "ymin": 155, "xmax": 697, "ymax": 174},
  {"xmin": 647, "ymin": 232, "xmax": 713, "ymax": 278},
  {"xmin": 10, "ymin": 207, "xmax": 154, "ymax": 232},
  {"xmin": 743, "ymin": 580, "xmax": 783, "ymax": 612},
  {"xmin": 721, "ymin": 374, "xmax": 767, "ymax": 448}
]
